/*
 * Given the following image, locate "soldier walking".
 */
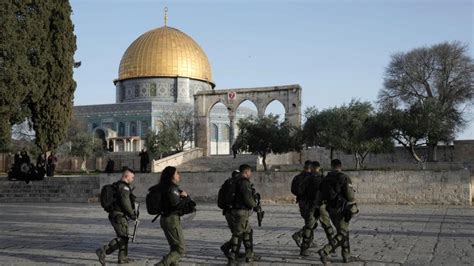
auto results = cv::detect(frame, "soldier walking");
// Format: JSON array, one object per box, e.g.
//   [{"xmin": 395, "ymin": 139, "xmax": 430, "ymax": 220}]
[
  {"xmin": 156, "ymin": 166, "xmax": 194, "ymax": 266},
  {"xmin": 227, "ymin": 164, "xmax": 261, "ymax": 262},
  {"xmin": 318, "ymin": 159, "xmax": 359, "ymax": 264},
  {"xmin": 291, "ymin": 160, "xmax": 313, "ymax": 248},
  {"xmin": 293, "ymin": 161, "xmax": 323, "ymax": 256},
  {"xmin": 96, "ymin": 168, "xmax": 138, "ymax": 265}
]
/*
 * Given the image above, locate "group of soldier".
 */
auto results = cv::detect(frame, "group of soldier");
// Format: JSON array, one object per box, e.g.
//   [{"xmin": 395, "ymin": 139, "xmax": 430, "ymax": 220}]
[
  {"xmin": 291, "ymin": 159, "xmax": 359, "ymax": 263},
  {"xmin": 96, "ymin": 159, "xmax": 358, "ymax": 265}
]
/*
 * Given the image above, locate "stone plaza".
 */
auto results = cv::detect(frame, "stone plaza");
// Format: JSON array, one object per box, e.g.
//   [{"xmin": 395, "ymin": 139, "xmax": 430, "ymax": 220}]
[{"xmin": 0, "ymin": 202, "xmax": 473, "ymax": 265}]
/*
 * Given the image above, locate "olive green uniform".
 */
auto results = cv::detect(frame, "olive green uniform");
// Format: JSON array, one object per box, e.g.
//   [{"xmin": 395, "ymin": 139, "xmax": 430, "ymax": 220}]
[
  {"xmin": 318, "ymin": 171, "xmax": 357, "ymax": 262},
  {"xmin": 220, "ymin": 176, "xmax": 242, "ymax": 257},
  {"xmin": 157, "ymin": 183, "xmax": 192, "ymax": 266},
  {"xmin": 228, "ymin": 177, "xmax": 258, "ymax": 261},
  {"xmin": 298, "ymin": 173, "xmax": 322, "ymax": 254},
  {"xmin": 98, "ymin": 181, "xmax": 137, "ymax": 264}
]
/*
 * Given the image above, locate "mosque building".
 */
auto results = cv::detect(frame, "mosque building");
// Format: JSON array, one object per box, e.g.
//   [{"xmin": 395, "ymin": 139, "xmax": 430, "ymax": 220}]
[{"xmin": 74, "ymin": 14, "xmax": 255, "ymax": 155}]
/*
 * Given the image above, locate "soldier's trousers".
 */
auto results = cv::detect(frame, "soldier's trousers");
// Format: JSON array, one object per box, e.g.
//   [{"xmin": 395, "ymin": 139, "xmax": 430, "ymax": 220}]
[
  {"xmin": 320, "ymin": 206, "xmax": 351, "ymax": 258},
  {"xmin": 299, "ymin": 203, "xmax": 318, "ymax": 251},
  {"xmin": 222, "ymin": 210, "xmax": 241, "ymax": 252},
  {"xmin": 229, "ymin": 209, "xmax": 254, "ymax": 257},
  {"xmin": 319, "ymin": 203, "xmax": 336, "ymax": 247},
  {"xmin": 159, "ymin": 214, "xmax": 185, "ymax": 266},
  {"xmin": 103, "ymin": 213, "xmax": 129, "ymax": 259}
]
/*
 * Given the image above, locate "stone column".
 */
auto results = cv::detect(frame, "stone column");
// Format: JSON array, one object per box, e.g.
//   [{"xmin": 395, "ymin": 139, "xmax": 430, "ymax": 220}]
[
  {"xmin": 112, "ymin": 139, "xmax": 116, "ymax": 152},
  {"xmin": 228, "ymin": 110, "xmax": 236, "ymax": 155}
]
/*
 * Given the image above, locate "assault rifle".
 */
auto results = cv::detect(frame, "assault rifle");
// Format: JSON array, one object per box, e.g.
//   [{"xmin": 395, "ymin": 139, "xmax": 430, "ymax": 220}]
[
  {"xmin": 130, "ymin": 203, "xmax": 140, "ymax": 243},
  {"xmin": 254, "ymin": 193, "xmax": 265, "ymax": 227}
]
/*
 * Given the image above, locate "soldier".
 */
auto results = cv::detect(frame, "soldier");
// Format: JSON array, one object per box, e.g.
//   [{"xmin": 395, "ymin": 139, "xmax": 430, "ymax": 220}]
[
  {"xmin": 291, "ymin": 160, "xmax": 313, "ymax": 248},
  {"xmin": 156, "ymin": 166, "xmax": 194, "ymax": 266},
  {"xmin": 219, "ymin": 170, "xmax": 242, "ymax": 258},
  {"xmin": 318, "ymin": 159, "xmax": 359, "ymax": 264},
  {"xmin": 96, "ymin": 168, "xmax": 137, "ymax": 265},
  {"xmin": 298, "ymin": 161, "xmax": 323, "ymax": 256},
  {"xmin": 228, "ymin": 164, "xmax": 261, "ymax": 262}
]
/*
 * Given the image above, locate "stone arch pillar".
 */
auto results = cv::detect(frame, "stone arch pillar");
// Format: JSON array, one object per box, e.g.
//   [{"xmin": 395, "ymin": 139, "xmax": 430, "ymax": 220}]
[{"xmin": 194, "ymin": 84, "xmax": 302, "ymax": 156}]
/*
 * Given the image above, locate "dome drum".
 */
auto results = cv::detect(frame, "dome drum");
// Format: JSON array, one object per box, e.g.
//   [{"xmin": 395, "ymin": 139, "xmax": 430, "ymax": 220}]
[{"xmin": 115, "ymin": 76, "xmax": 211, "ymax": 104}]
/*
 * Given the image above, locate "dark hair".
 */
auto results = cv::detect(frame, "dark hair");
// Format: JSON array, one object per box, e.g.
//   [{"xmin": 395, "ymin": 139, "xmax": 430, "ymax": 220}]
[
  {"xmin": 303, "ymin": 160, "xmax": 312, "ymax": 170},
  {"xmin": 310, "ymin": 161, "xmax": 320, "ymax": 168},
  {"xmin": 122, "ymin": 167, "xmax": 135, "ymax": 174},
  {"xmin": 331, "ymin": 159, "xmax": 342, "ymax": 168},
  {"xmin": 158, "ymin": 166, "xmax": 177, "ymax": 188},
  {"xmin": 239, "ymin": 164, "xmax": 252, "ymax": 173}
]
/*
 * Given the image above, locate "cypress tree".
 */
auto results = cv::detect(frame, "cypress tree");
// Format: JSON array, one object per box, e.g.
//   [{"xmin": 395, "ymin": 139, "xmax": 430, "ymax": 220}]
[
  {"xmin": 0, "ymin": 0, "xmax": 76, "ymax": 152},
  {"xmin": 29, "ymin": 0, "xmax": 77, "ymax": 152}
]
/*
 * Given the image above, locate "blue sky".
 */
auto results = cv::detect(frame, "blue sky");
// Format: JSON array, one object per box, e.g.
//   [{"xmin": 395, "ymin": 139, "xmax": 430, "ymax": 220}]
[{"xmin": 70, "ymin": 0, "xmax": 473, "ymax": 139}]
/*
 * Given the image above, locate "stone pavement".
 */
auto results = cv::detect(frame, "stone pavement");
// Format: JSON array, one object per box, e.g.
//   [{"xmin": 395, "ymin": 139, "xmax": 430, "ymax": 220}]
[{"xmin": 0, "ymin": 203, "xmax": 473, "ymax": 265}]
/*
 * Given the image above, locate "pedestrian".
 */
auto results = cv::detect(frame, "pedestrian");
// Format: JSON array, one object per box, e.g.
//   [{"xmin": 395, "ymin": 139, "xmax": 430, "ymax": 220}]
[
  {"xmin": 47, "ymin": 153, "xmax": 58, "ymax": 177},
  {"xmin": 297, "ymin": 161, "xmax": 323, "ymax": 256},
  {"xmin": 218, "ymin": 170, "xmax": 242, "ymax": 258},
  {"xmin": 156, "ymin": 166, "xmax": 194, "ymax": 266},
  {"xmin": 290, "ymin": 160, "xmax": 313, "ymax": 248},
  {"xmin": 318, "ymin": 159, "xmax": 359, "ymax": 264},
  {"xmin": 105, "ymin": 158, "xmax": 115, "ymax": 173},
  {"xmin": 227, "ymin": 164, "xmax": 261, "ymax": 262},
  {"xmin": 139, "ymin": 149, "xmax": 150, "ymax": 173},
  {"xmin": 96, "ymin": 168, "xmax": 138, "ymax": 265}
]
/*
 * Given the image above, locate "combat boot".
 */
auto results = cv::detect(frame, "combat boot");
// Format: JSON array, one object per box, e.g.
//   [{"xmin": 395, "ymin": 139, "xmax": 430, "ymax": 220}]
[
  {"xmin": 95, "ymin": 247, "xmax": 106, "ymax": 266},
  {"xmin": 300, "ymin": 248, "xmax": 310, "ymax": 257},
  {"xmin": 243, "ymin": 230, "xmax": 261, "ymax": 262},
  {"xmin": 117, "ymin": 249, "xmax": 133, "ymax": 264},
  {"xmin": 220, "ymin": 241, "xmax": 231, "ymax": 258},
  {"xmin": 292, "ymin": 231, "xmax": 302, "ymax": 247},
  {"xmin": 318, "ymin": 249, "xmax": 329, "ymax": 264},
  {"xmin": 343, "ymin": 255, "xmax": 358, "ymax": 263}
]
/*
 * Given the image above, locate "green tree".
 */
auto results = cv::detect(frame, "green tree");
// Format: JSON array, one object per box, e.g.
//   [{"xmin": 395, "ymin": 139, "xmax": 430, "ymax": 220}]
[
  {"xmin": 69, "ymin": 132, "xmax": 103, "ymax": 173},
  {"xmin": 379, "ymin": 42, "xmax": 474, "ymax": 161},
  {"xmin": 145, "ymin": 127, "xmax": 179, "ymax": 160},
  {"xmin": 0, "ymin": 1, "xmax": 77, "ymax": 153},
  {"xmin": 303, "ymin": 107, "xmax": 347, "ymax": 160},
  {"xmin": 234, "ymin": 115, "xmax": 302, "ymax": 171},
  {"xmin": 160, "ymin": 107, "xmax": 194, "ymax": 151}
]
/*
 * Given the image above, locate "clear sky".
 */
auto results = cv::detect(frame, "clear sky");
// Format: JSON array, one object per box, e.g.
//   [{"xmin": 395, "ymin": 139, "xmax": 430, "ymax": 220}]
[{"xmin": 70, "ymin": 0, "xmax": 473, "ymax": 139}]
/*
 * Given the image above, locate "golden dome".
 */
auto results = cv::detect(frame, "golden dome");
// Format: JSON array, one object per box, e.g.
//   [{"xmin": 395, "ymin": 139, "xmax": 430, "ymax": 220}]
[{"xmin": 118, "ymin": 26, "xmax": 213, "ymax": 86}]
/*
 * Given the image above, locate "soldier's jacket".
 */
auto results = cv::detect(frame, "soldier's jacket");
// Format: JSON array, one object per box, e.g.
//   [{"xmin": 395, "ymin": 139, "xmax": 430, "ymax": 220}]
[
  {"xmin": 162, "ymin": 183, "xmax": 191, "ymax": 216},
  {"xmin": 320, "ymin": 171, "xmax": 355, "ymax": 204},
  {"xmin": 112, "ymin": 180, "xmax": 136, "ymax": 217},
  {"xmin": 303, "ymin": 172, "xmax": 323, "ymax": 205},
  {"xmin": 233, "ymin": 177, "xmax": 257, "ymax": 210}
]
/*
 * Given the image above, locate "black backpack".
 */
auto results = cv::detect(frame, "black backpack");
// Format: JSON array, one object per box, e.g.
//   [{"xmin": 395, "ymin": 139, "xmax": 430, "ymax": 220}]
[
  {"xmin": 100, "ymin": 182, "xmax": 119, "ymax": 212},
  {"xmin": 146, "ymin": 184, "xmax": 163, "ymax": 215},
  {"xmin": 291, "ymin": 172, "xmax": 310, "ymax": 198},
  {"xmin": 217, "ymin": 178, "xmax": 238, "ymax": 210},
  {"xmin": 320, "ymin": 172, "xmax": 345, "ymax": 202}
]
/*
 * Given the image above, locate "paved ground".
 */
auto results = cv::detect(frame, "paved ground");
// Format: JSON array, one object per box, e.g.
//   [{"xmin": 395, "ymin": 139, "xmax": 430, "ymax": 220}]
[{"xmin": 0, "ymin": 203, "xmax": 473, "ymax": 265}]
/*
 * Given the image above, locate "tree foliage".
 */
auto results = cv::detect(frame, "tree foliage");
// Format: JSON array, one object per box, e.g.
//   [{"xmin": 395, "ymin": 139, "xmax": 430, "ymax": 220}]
[
  {"xmin": 160, "ymin": 106, "xmax": 194, "ymax": 151},
  {"xmin": 145, "ymin": 127, "xmax": 179, "ymax": 160},
  {"xmin": 379, "ymin": 42, "xmax": 474, "ymax": 161},
  {"xmin": 303, "ymin": 100, "xmax": 393, "ymax": 169},
  {"xmin": 234, "ymin": 115, "xmax": 302, "ymax": 171},
  {"xmin": 69, "ymin": 132, "xmax": 102, "ymax": 173},
  {"xmin": 0, "ymin": 1, "xmax": 77, "ymax": 152}
]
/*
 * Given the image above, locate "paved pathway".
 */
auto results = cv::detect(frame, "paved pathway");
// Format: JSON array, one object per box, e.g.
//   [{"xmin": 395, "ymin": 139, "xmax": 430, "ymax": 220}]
[{"xmin": 0, "ymin": 203, "xmax": 473, "ymax": 265}]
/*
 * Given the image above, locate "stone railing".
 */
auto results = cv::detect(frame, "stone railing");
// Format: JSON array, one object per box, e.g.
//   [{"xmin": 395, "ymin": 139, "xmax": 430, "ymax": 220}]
[{"xmin": 151, "ymin": 148, "xmax": 203, "ymax": 173}]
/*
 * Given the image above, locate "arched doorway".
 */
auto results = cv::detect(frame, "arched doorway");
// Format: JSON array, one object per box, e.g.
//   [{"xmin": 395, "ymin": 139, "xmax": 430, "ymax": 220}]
[
  {"xmin": 94, "ymin": 128, "xmax": 108, "ymax": 150},
  {"xmin": 209, "ymin": 102, "xmax": 230, "ymax": 155}
]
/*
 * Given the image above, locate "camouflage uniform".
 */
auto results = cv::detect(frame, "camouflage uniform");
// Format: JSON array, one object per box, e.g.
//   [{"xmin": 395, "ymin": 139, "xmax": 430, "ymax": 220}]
[
  {"xmin": 97, "ymin": 181, "xmax": 136, "ymax": 264},
  {"xmin": 157, "ymin": 183, "xmax": 192, "ymax": 266},
  {"xmin": 228, "ymin": 177, "xmax": 259, "ymax": 262},
  {"xmin": 318, "ymin": 171, "xmax": 357, "ymax": 263}
]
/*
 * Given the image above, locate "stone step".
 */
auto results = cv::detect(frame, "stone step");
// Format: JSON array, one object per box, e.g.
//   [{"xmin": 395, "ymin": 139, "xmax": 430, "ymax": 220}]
[{"xmin": 179, "ymin": 154, "xmax": 258, "ymax": 172}]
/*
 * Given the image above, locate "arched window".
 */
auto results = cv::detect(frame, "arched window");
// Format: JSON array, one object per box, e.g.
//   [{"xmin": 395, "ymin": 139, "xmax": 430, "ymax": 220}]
[
  {"xmin": 118, "ymin": 122, "xmax": 125, "ymax": 137},
  {"xmin": 221, "ymin": 124, "xmax": 230, "ymax": 141},
  {"xmin": 141, "ymin": 121, "xmax": 148, "ymax": 136},
  {"xmin": 210, "ymin": 123, "xmax": 219, "ymax": 141},
  {"xmin": 130, "ymin": 122, "xmax": 137, "ymax": 136}
]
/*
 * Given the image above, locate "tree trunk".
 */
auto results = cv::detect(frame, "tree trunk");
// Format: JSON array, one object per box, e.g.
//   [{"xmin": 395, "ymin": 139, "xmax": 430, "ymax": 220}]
[
  {"xmin": 330, "ymin": 147, "xmax": 334, "ymax": 161},
  {"xmin": 427, "ymin": 142, "xmax": 438, "ymax": 162},
  {"xmin": 261, "ymin": 153, "xmax": 267, "ymax": 171},
  {"xmin": 408, "ymin": 143, "xmax": 423, "ymax": 163},
  {"xmin": 81, "ymin": 157, "xmax": 88, "ymax": 173},
  {"xmin": 353, "ymin": 153, "xmax": 360, "ymax": 170}
]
